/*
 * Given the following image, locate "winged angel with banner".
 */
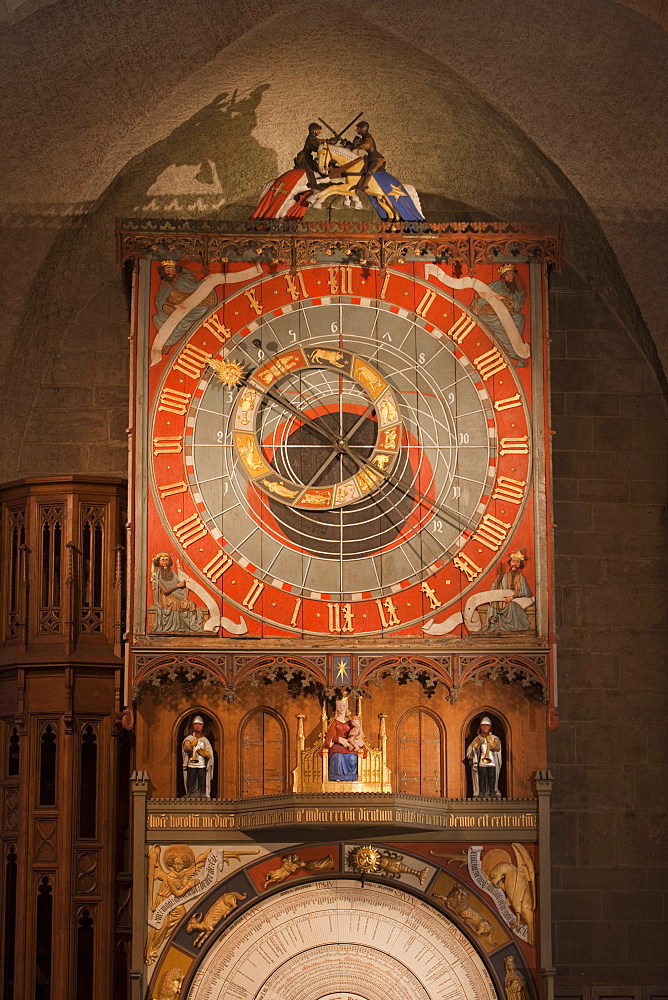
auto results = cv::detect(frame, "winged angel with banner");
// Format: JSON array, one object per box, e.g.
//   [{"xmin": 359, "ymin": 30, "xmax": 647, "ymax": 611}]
[{"xmin": 252, "ymin": 114, "xmax": 424, "ymax": 221}]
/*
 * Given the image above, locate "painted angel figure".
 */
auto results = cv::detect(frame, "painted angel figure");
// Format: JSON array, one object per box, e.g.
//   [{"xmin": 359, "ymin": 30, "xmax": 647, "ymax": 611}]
[{"xmin": 145, "ymin": 844, "xmax": 210, "ymax": 964}]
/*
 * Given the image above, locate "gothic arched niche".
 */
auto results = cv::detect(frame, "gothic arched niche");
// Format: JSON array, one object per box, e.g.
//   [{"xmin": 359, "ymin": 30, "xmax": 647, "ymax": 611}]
[
  {"xmin": 464, "ymin": 710, "xmax": 508, "ymax": 799},
  {"xmin": 174, "ymin": 710, "xmax": 220, "ymax": 799},
  {"xmin": 185, "ymin": 880, "xmax": 499, "ymax": 1000}
]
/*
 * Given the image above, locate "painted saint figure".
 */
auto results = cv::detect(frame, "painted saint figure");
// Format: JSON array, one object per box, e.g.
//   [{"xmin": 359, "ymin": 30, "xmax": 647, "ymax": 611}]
[
  {"xmin": 182, "ymin": 715, "xmax": 214, "ymax": 798},
  {"xmin": 324, "ymin": 697, "xmax": 366, "ymax": 781},
  {"xmin": 466, "ymin": 715, "xmax": 502, "ymax": 798},
  {"xmin": 471, "ymin": 263, "xmax": 527, "ymax": 365},
  {"xmin": 151, "ymin": 552, "xmax": 203, "ymax": 633},
  {"xmin": 152, "ymin": 260, "xmax": 217, "ymax": 352},
  {"xmin": 483, "ymin": 550, "xmax": 532, "ymax": 632}
]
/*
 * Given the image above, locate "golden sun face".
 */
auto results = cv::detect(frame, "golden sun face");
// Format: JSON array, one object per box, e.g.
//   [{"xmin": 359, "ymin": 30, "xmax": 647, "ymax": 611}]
[
  {"xmin": 347, "ymin": 845, "xmax": 381, "ymax": 874},
  {"xmin": 209, "ymin": 357, "xmax": 246, "ymax": 387}
]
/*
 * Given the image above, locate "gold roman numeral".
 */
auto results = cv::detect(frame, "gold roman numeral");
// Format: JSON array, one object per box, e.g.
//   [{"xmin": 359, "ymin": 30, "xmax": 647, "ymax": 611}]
[
  {"xmin": 416, "ymin": 289, "xmax": 437, "ymax": 318},
  {"xmin": 327, "ymin": 603, "xmax": 354, "ymax": 633},
  {"xmin": 244, "ymin": 289, "xmax": 263, "ymax": 315},
  {"xmin": 420, "ymin": 581, "xmax": 441, "ymax": 611},
  {"xmin": 242, "ymin": 580, "xmax": 264, "ymax": 609},
  {"xmin": 285, "ymin": 272, "xmax": 307, "ymax": 300},
  {"xmin": 289, "ymin": 597, "xmax": 302, "ymax": 627},
  {"xmin": 159, "ymin": 480, "xmax": 188, "ymax": 497},
  {"xmin": 173, "ymin": 344, "xmax": 212, "ymax": 380},
  {"xmin": 327, "ymin": 266, "xmax": 354, "ymax": 294},
  {"xmin": 201, "ymin": 313, "xmax": 232, "ymax": 342},
  {"xmin": 494, "ymin": 393, "xmax": 522, "ymax": 411},
  {"xmin": 172, "ymin": 512, "xmax": 207, "ymax": 548},
  {"xmin": 474, "ymin": 346, "xmax": 508, "ymax": 380},
  {"xmin": 375, "ymin": 597, "xmax": 400, "ymax": 627},
  {"xmin": 491, "ymin": 476, "xmax": 526, "ymax": 505},
  {"xmin": 158, "ymin": 386, "xmax": 191, "ymax": 415},
  {"xmin": 453, "ymin": 552, "xmax": 482, "ymax": 582},
  {"xmin": 448, "ymin": 314, "xmax": 476, "ymax": 345},
  {"xmin": 379, "ymin": 272, "xmax": 391, "ymax": 300},
  {"xmin": 500, "ymin": 435, "xmax": 529, "ymax": 455},
  {"xmin": 203, "ymin": 551, "xmax": 232, "ymax": 583},
  {"xmin": 153, "ymin": 436, "xmax": 182, "ymax": 455},
  {"xmin": 472, "ymin": 513, "xmax": 512, "ymax": 551}
]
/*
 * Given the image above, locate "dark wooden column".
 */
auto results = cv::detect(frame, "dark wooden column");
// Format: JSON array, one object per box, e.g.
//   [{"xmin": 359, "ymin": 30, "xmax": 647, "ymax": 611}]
[{"xmin": 0, "ymin": 477, "xmax": 127, "ymax": 1000}]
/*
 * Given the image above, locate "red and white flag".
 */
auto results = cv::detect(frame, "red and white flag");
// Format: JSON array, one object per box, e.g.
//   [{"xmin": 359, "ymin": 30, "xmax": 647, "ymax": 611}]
[{"xmin": 250, "ymin": 169, "xmax": 310, "ymax": 219}]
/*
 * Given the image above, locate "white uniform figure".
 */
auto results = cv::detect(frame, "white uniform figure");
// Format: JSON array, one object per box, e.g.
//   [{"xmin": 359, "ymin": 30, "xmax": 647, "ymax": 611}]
[
  {"xmin": 182, "ymin": 715, "xmax": 214, "ymax": 798},
  {"xmin": 466, "ymin": 716, "xmax": 502, "ymax": 798}
]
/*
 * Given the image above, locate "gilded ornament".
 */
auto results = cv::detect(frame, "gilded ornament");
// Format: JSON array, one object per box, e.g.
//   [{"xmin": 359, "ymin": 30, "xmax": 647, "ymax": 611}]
[
  {"xmin": 482, "ymin": 843, "xmax": 536, "ymax": 945},
  {"xmin": 263, "ymin": 852, "xmax": 335, "ymax": 889},
  {"xmin": 186, "ymin": 890, "xmax": 246, "ymax": 947},
  {"xmin": 208, "ymin": 357, "xmax": 246, "ymax": 387},
  {"xmin": 155, "ymin": 967, "xmax": 183, "ymax": 999},
  {"xmin": 347, "ymin": 846, "xmax": 428, "ymax": 884},
  {"xmin": 503, "ymin": 955, "xmax": 531, "ymax": 1000},
  {"xmin": 434, "ymin": 884, "xmax": 496, "ymax": 946}
]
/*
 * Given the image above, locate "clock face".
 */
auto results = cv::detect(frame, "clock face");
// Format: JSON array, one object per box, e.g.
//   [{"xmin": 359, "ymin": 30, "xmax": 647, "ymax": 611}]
[{"xmin": 147, "ymin": 263, "xmax": 534, "ymax": 637}]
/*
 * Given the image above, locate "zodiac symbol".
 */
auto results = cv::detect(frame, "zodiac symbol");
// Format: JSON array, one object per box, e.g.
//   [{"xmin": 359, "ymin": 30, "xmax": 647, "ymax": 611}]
[
  {"xmin": 371, "ymin": 454, "xmax": 390, "ymax": 471},
  {"xmin": 381, "ymin": 427, "xmax": 398, "ymax": 450},
  {"xmin": 238, "ymin": 387, "xmax": 257, "ymax": 426},
  {"xmin": 378, "ymin": 396, "xmax": 397, "ymax": 423},
  {"xmin": 236, "ymin": 436, "xmax": 265, "ymax": 472},
  {"xmin": 310, "ymin": 348, "xmax": 345, "ymax": 368},
  {"xmin": 186, "ymin": 891, "xmax": 247, "ymax": 948},
  {"xmin": 261, "ymin": 479, "xmax": 299, "ymax": 498}
]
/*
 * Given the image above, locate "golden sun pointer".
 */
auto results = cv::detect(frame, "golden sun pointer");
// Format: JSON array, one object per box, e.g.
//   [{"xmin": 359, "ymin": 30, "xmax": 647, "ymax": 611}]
[{"xmin": 209, "ymin": 358, "xmax": 246, "ymax": 387}]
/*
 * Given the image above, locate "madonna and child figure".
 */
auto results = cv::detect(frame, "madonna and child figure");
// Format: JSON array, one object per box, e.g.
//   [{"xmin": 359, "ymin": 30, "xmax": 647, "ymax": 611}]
[{"xmin": 324, "ymin": 698, "xmax": 367, "ymax": 781}]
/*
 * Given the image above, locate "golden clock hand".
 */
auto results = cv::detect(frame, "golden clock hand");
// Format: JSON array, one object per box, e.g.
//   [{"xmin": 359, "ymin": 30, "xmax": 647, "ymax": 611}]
[{"xmin": 333, "ymin": 434, "xmax": 471, "ymax": 532}]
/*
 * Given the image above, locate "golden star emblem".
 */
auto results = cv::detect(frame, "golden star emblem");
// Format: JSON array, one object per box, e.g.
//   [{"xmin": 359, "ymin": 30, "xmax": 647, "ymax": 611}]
[
  {"xmin": 387, "ymin": 183, "xmax": 406, "ymax": 201},
  {"xmin": 336, "ymin": 659, "xmax": 349, "ymax": 680}
]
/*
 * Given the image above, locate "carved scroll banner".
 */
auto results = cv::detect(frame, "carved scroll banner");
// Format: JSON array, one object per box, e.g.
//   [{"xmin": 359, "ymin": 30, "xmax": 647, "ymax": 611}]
[
  {"xmin": 176, "ymin": 559, "xmax": 248, "ymax": 635},
  {"xmin": 467, "ymin": 846, "xmax": 529, "ymax": 943},
  {"xmin": 423, "ymin": 590, "xmax": 535, "ymax": 636}
]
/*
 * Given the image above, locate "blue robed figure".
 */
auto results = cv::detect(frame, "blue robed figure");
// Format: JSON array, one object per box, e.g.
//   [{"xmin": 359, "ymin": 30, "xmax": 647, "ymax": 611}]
[{"xmin": 324, "ymin": 697, "xmax": 365, "ymax": 781}]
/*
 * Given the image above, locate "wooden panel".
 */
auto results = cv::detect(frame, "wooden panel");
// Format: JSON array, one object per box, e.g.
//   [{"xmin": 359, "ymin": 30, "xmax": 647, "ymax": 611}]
[
  {"xmin": 240, "ymin": 712, "xmax": 264, "ymax": 798},
  {"xmin": 397, "ymin": 709, "xmax": 421, "ymax": 794},
  {"xmin": 397, "ymin": 710, "xmax": 443, "ymax": 797},
  {"xmin": 240, "ymin": 711, "xmax": 286, "ymax": 798}
]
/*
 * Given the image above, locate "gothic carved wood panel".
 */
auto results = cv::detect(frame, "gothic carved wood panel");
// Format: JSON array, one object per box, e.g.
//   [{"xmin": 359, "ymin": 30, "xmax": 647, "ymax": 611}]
[
  {"xmin": 240, "ymin": 709, "xmax": 287, "ymax": 798},
  {"xmin": 396, "ymin": 708, "xmax": 444, "ymax": 797}
]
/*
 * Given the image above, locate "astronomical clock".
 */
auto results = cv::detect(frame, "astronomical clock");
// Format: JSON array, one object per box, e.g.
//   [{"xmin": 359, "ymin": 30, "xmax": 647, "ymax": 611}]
[{"xmin": 120, "ymin": 217, "xmax": 559, "ymax": 1000}]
